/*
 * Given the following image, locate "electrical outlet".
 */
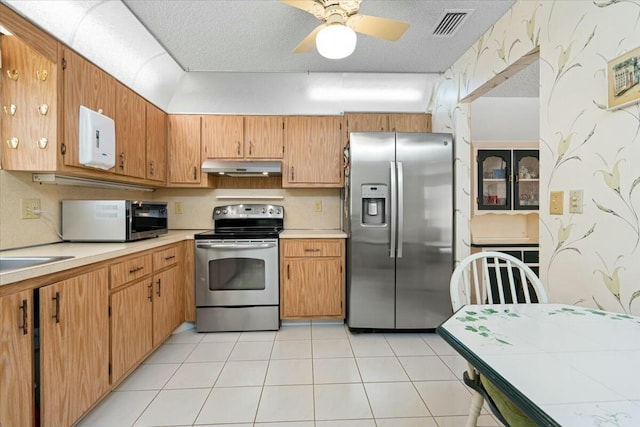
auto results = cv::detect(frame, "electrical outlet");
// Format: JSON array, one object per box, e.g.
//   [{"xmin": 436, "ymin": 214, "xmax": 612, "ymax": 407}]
[
  {"xmin": 313, "ymin": 200, "xmax": 323, "ymax": 212},
  {"xmin": 175, "ymin": 202, "xmax": 184, "ymax": 215},
  {"xmin": 21, "ymin": 198, "xmax": 41, "ymax": 219},
  {"xmin": 569, "ymin": 190, "xmax": 583, "ymax": 214},
  {"xmin": 549, "ymin": 191, "xmax": 564, "ymax": 215}
]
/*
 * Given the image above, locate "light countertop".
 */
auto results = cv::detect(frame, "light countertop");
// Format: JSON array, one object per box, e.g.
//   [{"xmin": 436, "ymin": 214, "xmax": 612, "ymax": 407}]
[
  {"xmin": 471, "ymin": 237, "xmax": 539, "ymax": 246},
  {"xmin": 279, "ymin": 230, "xmax": 348, "ymax": 239},
  {"xmin": 0, "ymin": 230, "xmax": 204, "ymax": 287}
]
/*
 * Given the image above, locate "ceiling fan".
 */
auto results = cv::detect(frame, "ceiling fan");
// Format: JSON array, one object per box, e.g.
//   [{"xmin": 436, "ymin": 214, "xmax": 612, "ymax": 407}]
[{"xmin": 280, "ymin": 0, "xmax": 410, "ymax": 59}]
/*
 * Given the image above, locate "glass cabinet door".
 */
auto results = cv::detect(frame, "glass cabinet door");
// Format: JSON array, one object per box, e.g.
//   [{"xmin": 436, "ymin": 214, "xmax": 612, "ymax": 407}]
[
  {"xmin": 477, "ymin": 150, "xmax": 511, "ymax": 210},
  {"xmin": 514, "ymin": 150, "xmax": 539, "ymax": 210}
]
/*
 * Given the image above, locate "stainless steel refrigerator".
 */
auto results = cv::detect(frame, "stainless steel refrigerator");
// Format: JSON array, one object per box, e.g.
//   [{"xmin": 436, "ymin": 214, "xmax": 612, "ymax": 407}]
[{"xmin": 346, "ymin": 132, "xmax": 454, "ymax": 330}]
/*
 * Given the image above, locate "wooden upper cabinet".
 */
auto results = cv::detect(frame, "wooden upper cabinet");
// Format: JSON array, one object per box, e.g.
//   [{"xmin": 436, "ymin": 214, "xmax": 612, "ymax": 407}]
[
  {"xmin": 388, "ymin": 113, "xmax": 432, "ymax": 132},
  {"xmin": 283, "ymin": 116, "xmax": 344, "ymax": 187},
  {"xmin": 344, "ymin": 112, "xmax": 432, "ymax": 135},
  {"xmin": 202, "ymin": 115, "xmax": 244, "ymax": 159},
  {"xmin": 344, "ymin": 113, "xmax": 389, "ymax": 133},
  {"xmin": 244, "ymin": 116, "xmax": 283, "ymax": 159},
  {"xmin": 115, "ymin": 82, "xmax": 146, "ymax": 178},
  {"xmin": 168, "ymin": 115, "xmax": 203, "ymax": 184},
  {"xmin": 201, "ymin": 115, "xmax": 283, "ymax": 160},
  {"xmin": 146, "ymin": 102, "xmax": 167, "ymax": 182},
  {"xmin": 0, "ymin": 35, "xmax": 57, "ymax": 171},
  {"xmin": 62, "ymin": 48, "xmax": 116, "ymax": 168}
]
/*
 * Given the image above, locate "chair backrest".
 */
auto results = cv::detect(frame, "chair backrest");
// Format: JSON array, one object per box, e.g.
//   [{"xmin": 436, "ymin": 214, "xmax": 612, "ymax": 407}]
[{"xmin": 450, "ymin": 251, "xmax": 548, "ymax": 310}]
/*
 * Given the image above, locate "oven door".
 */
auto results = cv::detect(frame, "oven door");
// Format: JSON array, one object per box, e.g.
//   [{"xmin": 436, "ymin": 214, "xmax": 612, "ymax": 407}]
[{"xmin": 195, "ymin": 239, "xmax": 279, "ymax": 306}]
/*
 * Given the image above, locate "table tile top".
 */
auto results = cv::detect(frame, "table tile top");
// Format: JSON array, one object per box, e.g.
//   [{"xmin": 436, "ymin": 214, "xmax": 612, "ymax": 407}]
[{"xmin": 437, "ymin": 303, "xmax": 640, "ymax": 426}]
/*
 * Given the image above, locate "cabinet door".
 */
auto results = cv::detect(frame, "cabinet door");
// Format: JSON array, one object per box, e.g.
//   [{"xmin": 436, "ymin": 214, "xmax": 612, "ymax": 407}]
[
  {"xmin": 40, "ymin": 268, "xmax": 109, "ymax": 427},
  {"xmin": 202, "ymin": 115, "xmax": 244, "ymax": 159},
  {"xmin": 168, "ymin": 115, "xmax": 202, "ymax": 184},
  {"xmin": 514, "ymin": 150, "xmax": 539, "ymax": 210},
  {"xmin": 282, "ymin": 258, "xmax": 343, "ymax": 318},
  {"xmin": 1, "ymin": 35, "xmax": 57, "ymax": 171},
  {"xmin": 388, "ymin": 113, "xmax": 432, "ymax": 132},
  {"xmin": 244, "ymin": 116, "xmax": 283, "ymax": 158},
  {"xmin": 110, "ymin": 279, "xmax": 153, "ymax": 384},
  {"xmin": 344, "ymin": 113, "xmax": 389, "ymax": 132},
  {"xmin": 115, "ymin": 82, "xmax": 146, "ymax": 178},
  {"xmin": 62, "ymin": 48, "xmax": 116, "ymax": 168},
  {"xmin": 146, "ymin": 102, "xmax": 168, "ymax": 182},
  {"xmin": 283, "ymin": 116, "xmax": 343, "ymax": 187},
  {"xmin": 477, "ymin": 150, "xmax": 511, "ymax": 210},
  {"xmin": 152, "ymin": 266, "xmax": 182, "ymax": 346},
  {"xmin": 0, "ymin": 290, "xmax": 33, "ymax": 427}
]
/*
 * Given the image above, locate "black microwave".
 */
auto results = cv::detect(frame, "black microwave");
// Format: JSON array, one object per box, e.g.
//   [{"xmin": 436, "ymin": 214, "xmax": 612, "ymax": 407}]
[{"xmin": 61, "ymin": 200, "xmax": 168, "ymax": 242}]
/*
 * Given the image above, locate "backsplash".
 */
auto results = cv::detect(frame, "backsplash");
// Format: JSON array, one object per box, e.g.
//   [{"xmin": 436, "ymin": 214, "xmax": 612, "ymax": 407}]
[
  {"xmin": 0, "ymin": 170, "xmax": 342, "ymax": 250},
  {"xmin": 153, "ymin": 187, "xmax": 341, "ymax": 230}
]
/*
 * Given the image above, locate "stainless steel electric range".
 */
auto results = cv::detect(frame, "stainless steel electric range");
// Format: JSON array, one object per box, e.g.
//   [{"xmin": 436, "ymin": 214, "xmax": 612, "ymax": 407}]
[{"xmin": 194, "ymin": 204, "xmax": 283, "ymax": 332}]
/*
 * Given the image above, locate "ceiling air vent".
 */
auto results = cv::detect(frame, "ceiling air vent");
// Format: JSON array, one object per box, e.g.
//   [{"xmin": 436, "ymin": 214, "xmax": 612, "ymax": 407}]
[{"xmin": 432, "ymin": 9, "xmax": 473, "ymax": 37}]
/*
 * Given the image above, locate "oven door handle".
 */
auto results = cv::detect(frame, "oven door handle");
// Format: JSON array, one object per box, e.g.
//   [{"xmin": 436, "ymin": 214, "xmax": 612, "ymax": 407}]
[{"xmin": 196, "ymin": 243, "xmax": 277, "ymax": 249}]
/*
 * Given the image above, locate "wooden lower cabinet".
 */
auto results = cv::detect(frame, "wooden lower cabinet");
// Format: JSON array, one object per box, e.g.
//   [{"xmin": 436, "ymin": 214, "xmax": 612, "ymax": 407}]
[
  {"xmin": 110, "ymin": 279, "xmax": 153, "ymax": 384},
  {"xmin": 39, "ymin": 268, "xmax": 110, "ymax": 427},
  {"xmin": 152, "ymin": 265, "xmax": 182, "ymax": 346},
  {"xmin": 109, "ymin": 244, "xmax": 183, "ymax": 384},
  {"xmin": 280, "ymin": 239, "xmax": 345, "ymax": 319},
  {"xmin": 0, "ymin": 290, "xmax": 34, "ymax": 427},
  {"xmin": 0, "ymin": 241, "xmax": 188, "ymax": 427}
]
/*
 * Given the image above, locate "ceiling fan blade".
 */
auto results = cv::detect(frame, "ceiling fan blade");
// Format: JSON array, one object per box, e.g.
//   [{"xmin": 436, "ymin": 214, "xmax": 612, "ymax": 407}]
[
  {"xmin": 293, "ymin": 24, "xmax": 325, "ymax": 53},
  {"xmin": 279, "ymin": 0, "xmax": 321, "ymax": 14},
  {"xmin": 347, "ymin": 14, "xmax": 410, "ymax": 41}
]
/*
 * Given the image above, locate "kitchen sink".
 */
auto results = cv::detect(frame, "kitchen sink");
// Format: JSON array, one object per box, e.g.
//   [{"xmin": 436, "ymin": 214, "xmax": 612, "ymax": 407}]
[{"xmin": 0, "ymin": 256, "xmax": 75, "ymax": 273}]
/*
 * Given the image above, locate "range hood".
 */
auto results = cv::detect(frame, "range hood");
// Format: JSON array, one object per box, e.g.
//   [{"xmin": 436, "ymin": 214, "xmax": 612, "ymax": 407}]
[{"xmin": 201, "ymin": 160, "xmax": 281, "ymax": 177}]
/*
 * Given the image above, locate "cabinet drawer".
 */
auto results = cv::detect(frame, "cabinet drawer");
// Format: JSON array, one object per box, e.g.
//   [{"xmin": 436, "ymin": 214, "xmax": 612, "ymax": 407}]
[
  {"xmin": 153, "ymin": 246, "xmax": 178, "ymax": 270},
  {"xmin": 110, "ymin": 254, "xmax": 152, "ymax": 289},
  {"xmin": 282, "ymin": 239, "xmax": 343, "ymax": 257}
]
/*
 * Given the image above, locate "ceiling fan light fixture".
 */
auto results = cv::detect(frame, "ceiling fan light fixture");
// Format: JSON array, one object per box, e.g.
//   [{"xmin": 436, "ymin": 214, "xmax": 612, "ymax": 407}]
[{"xmin": 316, "ymin": 24, "xmax": 357, "ymax": 59}]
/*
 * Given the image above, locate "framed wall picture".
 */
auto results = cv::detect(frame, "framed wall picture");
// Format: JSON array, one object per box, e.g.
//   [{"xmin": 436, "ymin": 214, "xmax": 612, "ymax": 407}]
[{"xmin": 607, "ymin": 46, "xmax": 640, "ymax": 109}]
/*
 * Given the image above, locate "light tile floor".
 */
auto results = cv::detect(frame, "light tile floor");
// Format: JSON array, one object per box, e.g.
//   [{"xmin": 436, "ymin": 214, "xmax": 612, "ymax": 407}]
[{"xmin": 77, "ymin": 322, "xmax": 503, "ymax": 427}]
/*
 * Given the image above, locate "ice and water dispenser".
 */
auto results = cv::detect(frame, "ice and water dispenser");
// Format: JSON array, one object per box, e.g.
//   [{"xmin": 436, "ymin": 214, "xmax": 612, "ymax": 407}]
[{"xmin": 361, "ymin": 184, "xmax": 387, "ymax": 225}]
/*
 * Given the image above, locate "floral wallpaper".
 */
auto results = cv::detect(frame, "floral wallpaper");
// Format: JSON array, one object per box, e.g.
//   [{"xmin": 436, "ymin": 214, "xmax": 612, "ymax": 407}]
[{"xmin": 431, "ymin": 0, "xmax": 640, "ymax": 315}]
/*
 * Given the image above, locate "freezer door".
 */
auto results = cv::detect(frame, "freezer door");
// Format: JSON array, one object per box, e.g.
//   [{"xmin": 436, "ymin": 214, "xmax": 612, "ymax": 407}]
[
  {"xmin": 395, "ymin": 133, "xmax": 453, "ymax": 329},
  {"xmin": 347, "ymin": 132, "xmax": 396, "ymax": 329}
]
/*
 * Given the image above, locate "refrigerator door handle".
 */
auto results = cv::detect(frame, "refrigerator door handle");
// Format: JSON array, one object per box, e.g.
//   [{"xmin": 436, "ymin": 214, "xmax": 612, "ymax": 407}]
[
  {"xmin": 397, "ymin": 161, "xmax": 404, "ymax": 258},
  {"xmin": 390, "ymin": 161, "xmax": 397, "ymax": 258}
]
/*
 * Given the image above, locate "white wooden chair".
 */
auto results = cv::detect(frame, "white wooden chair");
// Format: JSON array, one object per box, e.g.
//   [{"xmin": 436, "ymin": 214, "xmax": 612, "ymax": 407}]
[{"xmin": 449, "ymin": 251, "xmax": 548, "ymax": 427}]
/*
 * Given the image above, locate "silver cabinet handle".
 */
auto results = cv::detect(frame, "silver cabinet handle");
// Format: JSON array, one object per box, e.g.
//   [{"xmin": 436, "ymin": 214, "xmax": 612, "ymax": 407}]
[
  {"xmin": 389, "ymin": 161, "xmax": 396, "ymax": 258},
  {"xmin": 397, "ymin": 161, "xmax": 404, "ymax": 258}
]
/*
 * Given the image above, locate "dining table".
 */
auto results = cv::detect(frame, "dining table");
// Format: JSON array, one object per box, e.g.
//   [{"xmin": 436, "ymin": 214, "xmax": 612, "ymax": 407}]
[{"xmin": 436, "ymin": 303, "xmax": 640, "ymax": 426}]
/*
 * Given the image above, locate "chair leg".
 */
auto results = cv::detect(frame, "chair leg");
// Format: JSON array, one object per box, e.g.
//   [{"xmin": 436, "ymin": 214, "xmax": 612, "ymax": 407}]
[{"xmin": 464, "ymin": 362, "xmax": 484, "ymax": 427}]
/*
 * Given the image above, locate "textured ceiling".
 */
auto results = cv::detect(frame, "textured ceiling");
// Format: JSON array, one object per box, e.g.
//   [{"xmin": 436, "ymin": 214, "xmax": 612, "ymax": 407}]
[{"xmin": 122, "ymin": 0, "xmax": 517, "ymax": 73}]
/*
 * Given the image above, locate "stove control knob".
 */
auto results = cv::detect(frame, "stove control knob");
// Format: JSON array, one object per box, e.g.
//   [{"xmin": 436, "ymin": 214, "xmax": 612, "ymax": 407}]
[
  {"xmin": 261, "ymin": 208, "xmax": 266, "ymax": 214},
  {"xmin": 223, "ymin": 209, "xmax": 228, "ymax": 214},
  {"xmin": 214, "ymin": 209, "xmax": 220, "ymax": 215},
  {"xmin": 276, "ymin": 209, "xmax": 281, "ymax": 214},
  {"xmin": 268, "ymin": 208, "xmax": 274, "ymax": 214}
]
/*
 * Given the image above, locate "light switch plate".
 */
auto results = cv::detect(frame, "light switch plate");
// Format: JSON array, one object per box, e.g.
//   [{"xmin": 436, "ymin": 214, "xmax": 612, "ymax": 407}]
[
  {"xmin": 569, "ymin": 190, "xmax": 583, "ymax": 214},
  {"xmin": 550, "ymin": 191, "xmax": 564, "ymax": 215}
]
